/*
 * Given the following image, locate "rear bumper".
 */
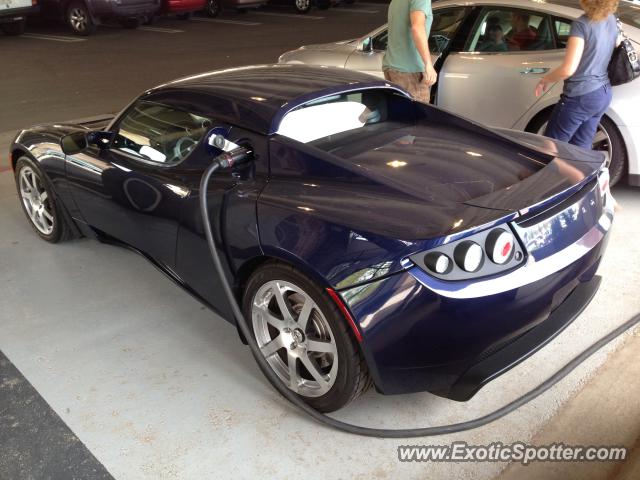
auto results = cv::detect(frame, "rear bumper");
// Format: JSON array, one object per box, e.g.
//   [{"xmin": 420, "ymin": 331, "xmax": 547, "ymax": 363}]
[{"xmin": 341, "ymin": 185, "xmax": 613, "ymax": 399}]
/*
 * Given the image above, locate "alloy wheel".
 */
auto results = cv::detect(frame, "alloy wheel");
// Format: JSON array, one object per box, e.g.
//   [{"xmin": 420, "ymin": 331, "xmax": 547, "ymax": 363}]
[
  {"xmin": 252, "ymin": 280, "xmax": 338, "ymax": 398},
  {"xmin": 69, "ymin": 7, "xmax": 88, "ymax": 33},
  {"xmin": 19, "ymin": 166, "xmax": 54, "ymax": 236},
  {"xmin": 295, "ymin": 0, "xmax": 311, "ymax": 12}
]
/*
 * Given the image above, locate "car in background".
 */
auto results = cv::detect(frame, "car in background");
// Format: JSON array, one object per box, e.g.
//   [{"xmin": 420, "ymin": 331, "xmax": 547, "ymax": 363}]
[
  {"xmin": 1, "ymin": 0, "xmax": 39, "ymax": 36},
  {"xmin": 267, "ymin": 0, "xmax": 338, "ymax": 15},
  {"xmin": 279, "ymin": 0, "xmax": 640, "ymax": 186},
  {"xmin": 9, "ymin": 64, "xmax": 614, "ymax": 412},
  {"xmin": 157, "ymin": 0, "xmax": 206, "ymax": 20},
  {"xmin": 203, "ymin": 0, "xmax": 267, "ymax": 17},
  {"xmin": 40, "ymin": 0, "xmax": 161, "ymax": 35}
]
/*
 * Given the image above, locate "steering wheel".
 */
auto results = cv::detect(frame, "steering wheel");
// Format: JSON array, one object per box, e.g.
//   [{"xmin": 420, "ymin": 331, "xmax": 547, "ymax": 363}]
[{"xmin": 173, "ymin": 136, "xmax": 198, "ymax": 161}]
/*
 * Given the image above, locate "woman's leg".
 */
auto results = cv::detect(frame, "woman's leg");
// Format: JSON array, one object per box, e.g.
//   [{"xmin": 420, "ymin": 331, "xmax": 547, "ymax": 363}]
[
  {"xmin": 544, "ymin": 95, "xmax": 589, "ymax": 143},
  {"xmin": 570, "ymin": 85, "xmax": 613, "ymax": 149}
]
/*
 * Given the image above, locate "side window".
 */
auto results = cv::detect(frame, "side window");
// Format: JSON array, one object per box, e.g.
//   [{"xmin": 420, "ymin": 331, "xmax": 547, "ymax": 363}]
[
  {"xmin": 554, "ymin": 18, "xmax": 573, "ymax": 48},
  {"xmin": 468, "ymin": 9, "xmax": 556, "ymax": 53},
  {"xmin": 111, "ymin": 101, "xmax": 213, "ymax": 165},
  {"xmin": 372, "ymin": 30, "xmax": 388, "ymax": 51},
  {"xmin": 373, "ymin": 8, "xmax": 468, "ymax": 54},
  {"xmin": 429, "ymin": 8, "xmax": 468, "ymax": 55}
]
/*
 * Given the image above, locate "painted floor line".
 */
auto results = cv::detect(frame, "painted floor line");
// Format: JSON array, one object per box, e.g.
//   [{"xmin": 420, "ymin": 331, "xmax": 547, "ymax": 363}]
[
  {"xmin": 191, "ymin": 17, "xmax": 261, "ymax": 26},
  {"xmin": 138, "ymin": 26, "xmax": 184, "ymax": 33},
  {"xmin": 22, "ymin": 33, "xmax": 86, "ymax": 43},
  {"xmin": 335, "ymin": 7, "xmax": 379, "ymax": 13},
  {"xmin": 251, "ymin": 11, "xmax": 324, "ymax": 20}
]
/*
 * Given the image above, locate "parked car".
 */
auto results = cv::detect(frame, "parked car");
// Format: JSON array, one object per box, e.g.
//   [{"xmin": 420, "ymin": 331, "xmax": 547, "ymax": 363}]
[
  {"xmin": 279, "ymin": 0, "xmax": 640, "ymax": 186},
  {"xmin": 1, "ymin": 0, "xmax": 40, "ymax": 36},
  {"xmin": 9, "ymin": 64, "xmax": 614, "ymax": 412},
  {"xmin": 156, "ymin": 0, "xmax": 206, "ymax": 20},
  {"xmin": 267, "ymin": 0, "xmax": 335, "ymax": 15},
  {"xmin": 40, "ymin": 0, "xmax": 161, "ymax": 35},
  {"xmin": 203, "ymin": 0, "xmax": 266, "ymax": 17}
]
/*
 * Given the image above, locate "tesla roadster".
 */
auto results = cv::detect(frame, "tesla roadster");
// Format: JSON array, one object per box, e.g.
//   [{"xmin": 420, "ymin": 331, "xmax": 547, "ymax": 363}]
[{"xmin": 10, "ymin": 65, "xmax": 614, "ymax": 412}]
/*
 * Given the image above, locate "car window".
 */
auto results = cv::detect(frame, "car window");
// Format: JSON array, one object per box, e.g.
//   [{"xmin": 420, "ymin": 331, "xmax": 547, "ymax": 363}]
[
  {"xmin": 277, "ymin": 90, "xmax": 393, "ymax": 144},
  {"xmin": 371, "ymin": 8, "xmax": 468, "ymax": 55},
  {"xmin": 111, "ymin": 101, "xmax": 213, "ymax": 165},
  {"xmin": 468, "ymin": 8, "xmax": 556, "ymax": 53},
  {"xmin": 554, "ymin": 18, "xmax": 573, "ymax": 48}
]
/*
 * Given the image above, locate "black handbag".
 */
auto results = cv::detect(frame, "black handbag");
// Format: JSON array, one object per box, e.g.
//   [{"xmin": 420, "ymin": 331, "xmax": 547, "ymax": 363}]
[{"xmin": 608, "ymin": 19, "xmax": 640, "ymax": 86}]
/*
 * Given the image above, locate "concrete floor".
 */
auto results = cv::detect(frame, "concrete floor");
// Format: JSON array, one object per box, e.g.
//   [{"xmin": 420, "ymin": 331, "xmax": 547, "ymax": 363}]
[{"xmin": 1, "ymin": 171, "xmax": 639, "ymax": 479}]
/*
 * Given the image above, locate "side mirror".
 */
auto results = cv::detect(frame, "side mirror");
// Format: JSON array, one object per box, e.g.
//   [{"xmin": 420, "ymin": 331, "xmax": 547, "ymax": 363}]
[
  {"xmin": 360, "ymin": 37, "xmax": 373, "ymax": 53},
  {"xmin": 60, "ymin": 132, "xmax": 88, "ymax": 155}
]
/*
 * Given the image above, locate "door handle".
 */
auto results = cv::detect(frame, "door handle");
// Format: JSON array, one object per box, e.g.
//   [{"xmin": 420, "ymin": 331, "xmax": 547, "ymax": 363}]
[{"xmin": 520, "ymin": 67, "xmax": 551, "ymax": 75}]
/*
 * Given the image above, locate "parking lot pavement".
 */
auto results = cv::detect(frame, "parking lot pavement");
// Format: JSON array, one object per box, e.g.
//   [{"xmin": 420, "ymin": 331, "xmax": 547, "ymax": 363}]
[
  {"xmin": 0, "ymin": 5, "xmax": 388, "ymax": 134},
  {"xmin": 0, "ymin": 166, "xmax": 638, "ymax": 479}
]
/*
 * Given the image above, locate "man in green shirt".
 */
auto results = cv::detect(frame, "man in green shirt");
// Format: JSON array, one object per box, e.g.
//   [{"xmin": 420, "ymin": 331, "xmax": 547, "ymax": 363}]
[{"xmin": 382, "ymin": 0, "xmax": 436, "ymax": 103}]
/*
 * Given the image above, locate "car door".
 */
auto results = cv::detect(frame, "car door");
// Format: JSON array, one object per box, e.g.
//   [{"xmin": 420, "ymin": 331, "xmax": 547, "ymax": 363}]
[
  {"xmin": 65, "ymin": 100, "xmax": 212, "ymax": 269},
  {"xmin": 437, "ymin": 6, "xmax": 568, "ymax": 129},
  {"xmin": 344, "ymin": 7, "xmax": 472, "ymax": 79}
]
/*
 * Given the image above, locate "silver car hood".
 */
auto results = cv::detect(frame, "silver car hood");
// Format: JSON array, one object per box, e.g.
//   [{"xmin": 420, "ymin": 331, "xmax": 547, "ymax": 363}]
[{"xmin": 298, "ymin": 39, "xmax": 357, "ymax": 51}]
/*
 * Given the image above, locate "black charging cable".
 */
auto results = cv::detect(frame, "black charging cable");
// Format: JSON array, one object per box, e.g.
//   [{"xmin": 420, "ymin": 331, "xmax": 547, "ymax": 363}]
[{"xmin": 200, "ymin": 148, "xmax": 640, "ymax": 438}]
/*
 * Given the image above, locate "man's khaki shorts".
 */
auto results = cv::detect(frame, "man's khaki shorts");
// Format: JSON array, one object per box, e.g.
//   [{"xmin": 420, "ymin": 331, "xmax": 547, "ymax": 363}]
[{"xmin": 383, "ymin": 69, "xmax": 431, "ymax": 104}]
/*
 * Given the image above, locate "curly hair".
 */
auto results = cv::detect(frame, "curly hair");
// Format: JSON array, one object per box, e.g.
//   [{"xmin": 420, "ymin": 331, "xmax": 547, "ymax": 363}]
[{"xmin": 580, "ymin": 0, "xmax": 619, "ymax": 22}]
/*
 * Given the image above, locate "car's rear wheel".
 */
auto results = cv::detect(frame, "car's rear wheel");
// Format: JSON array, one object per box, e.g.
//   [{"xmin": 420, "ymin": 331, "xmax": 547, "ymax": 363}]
[
  {"xmin": 14, "ymin": 157, "xmax": 72, "ymax": 243},
  {"xmin": 243, "ymin": 263, "xmax": 371, "ymax": 412},
  {"xmin": 529, "ymin": 112, "xmax": 627, "ymax": 186},
  {"xmin": 295, "ymin": 0, "xmax": 311, "ymax": 13},
  {"xmin": 205, "ymin": 0, "xmax": 222, "ymax": 17},
  {"xmin": 1, "ymin": 19, "xmax": 27, "ymax": 36},
  {"xmin": 67, "ymin": 1, "xmax": 95, "ymax": 36}
]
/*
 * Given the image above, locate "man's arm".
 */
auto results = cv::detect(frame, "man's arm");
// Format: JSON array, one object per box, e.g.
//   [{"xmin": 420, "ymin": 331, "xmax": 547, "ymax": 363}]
[{"xmin": 410, "ymin": 10, "xmax": 437, "ymax": 86}]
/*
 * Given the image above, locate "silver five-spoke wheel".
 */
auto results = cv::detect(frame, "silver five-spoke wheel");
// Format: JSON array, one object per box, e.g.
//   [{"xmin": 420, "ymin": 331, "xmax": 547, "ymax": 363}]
[
  {"xmin": 252, "ymin": 280, "xmax": 338, "ymax": 398},
  {"xmin": 69, "ymin": 8, "xmax": 88, "ymax": 32},
  {"xmin": 19, "ymin": 166, "xmax": 54, "ymax": 236}
]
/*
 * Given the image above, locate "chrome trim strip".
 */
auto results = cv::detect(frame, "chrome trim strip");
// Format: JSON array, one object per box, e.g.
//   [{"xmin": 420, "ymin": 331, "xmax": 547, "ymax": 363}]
[{"xmin": 408, "ymin": 192, "xmax": 614, "ymax": 299}]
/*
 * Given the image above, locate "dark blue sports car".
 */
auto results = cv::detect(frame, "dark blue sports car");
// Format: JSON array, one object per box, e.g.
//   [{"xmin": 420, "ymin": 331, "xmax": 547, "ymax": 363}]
[{"xmin": 10, "ymin": 65, "xmax": 614, "ymax": 412}]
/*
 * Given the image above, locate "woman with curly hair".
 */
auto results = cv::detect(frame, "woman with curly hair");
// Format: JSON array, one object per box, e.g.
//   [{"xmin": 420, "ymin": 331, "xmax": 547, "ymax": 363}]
[{"xmin": 535, "ymin": 0, "xmax": 620, "ymax": 150}]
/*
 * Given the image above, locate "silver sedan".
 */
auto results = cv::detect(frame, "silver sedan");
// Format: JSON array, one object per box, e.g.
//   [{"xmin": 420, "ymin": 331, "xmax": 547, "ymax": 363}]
[{"xmin": 279, "ymin": 0, "xmax": 640, "ymax": 186}]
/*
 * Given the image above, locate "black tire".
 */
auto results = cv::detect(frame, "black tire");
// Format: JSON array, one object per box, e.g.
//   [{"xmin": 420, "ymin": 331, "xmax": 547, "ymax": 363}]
[
  {"xmin": 67, "ymin": 1, "xmax": 96, "ymax": 36},
  {"xmin": 119, "ymin": 17, "xmax": 141, "ymax": 29},
  {"xmin": 1, "ymin": 19, "xmax": 26, "ymax": 36},
  {"xmin": 205, "ymin": 0, "xmax": 222, "ymax": 17},
  {"xmin": 527, "ymin": 111, "xmax": 627, "ymax": 186},
  {"xmin": 14, "ymin": 157, "xmax": 73, "ymax": 244},
  {"xmin": 316, "ymin": 0, "xmax": 331, "ymax": 10},
  {"xmin": 243, "ymin": 262, "xmax": 371, "ymax": 413},
  {"xmin": 176, "ymin": 12, "xmax": 193, "ymax": 20},
  {"xmin": 294, "ymin": 0, "xmax": 311, "ymax": 13}
]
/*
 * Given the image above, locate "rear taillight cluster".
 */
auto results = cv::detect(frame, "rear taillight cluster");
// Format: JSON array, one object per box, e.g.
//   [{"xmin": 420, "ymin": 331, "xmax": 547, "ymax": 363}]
[{"xmin": 410, "ymin": 226, "xmax": 525, "ymax": 281}]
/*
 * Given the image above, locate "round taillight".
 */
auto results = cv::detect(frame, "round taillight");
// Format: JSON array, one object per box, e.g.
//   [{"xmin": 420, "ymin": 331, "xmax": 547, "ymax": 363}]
[
  {"xmin": 454, "ymin": 241, "xmax": 484, "ymax": 272},
  {"xmin": 485, "ymin": 229, "xmax": 515, "ymax": 265},
  {"xmin": 424, "ymin": 252, "xmax": 453, "ymax": 274}
]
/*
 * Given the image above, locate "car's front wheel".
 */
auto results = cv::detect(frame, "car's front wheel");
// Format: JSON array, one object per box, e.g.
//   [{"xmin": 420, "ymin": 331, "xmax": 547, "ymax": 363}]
[
  {"xmin": 205, "ymin": 0, "xmax": 222, "ymax": 17},
  {"xmin": 294, "ymin": 0, "xmax": 311, "ymax": 13},
  {"xmin": 243, "ymin": 263, "xmax": 371, "ymax": 412},
  {"xmin": 67, "ymin": 1, "xmax": 96, "ymax": 36},
  {"xmin": 14, "ymin": 157, "xmax": 72, "ymax": 243},
  {"xmin": 530, "ymin": 112, "xmax": 627, "ymax": 186}
]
